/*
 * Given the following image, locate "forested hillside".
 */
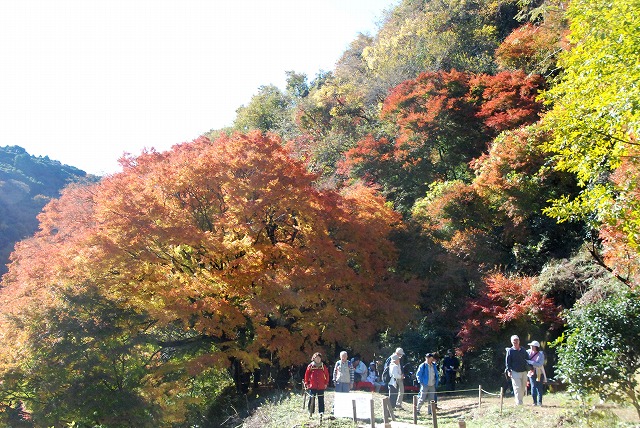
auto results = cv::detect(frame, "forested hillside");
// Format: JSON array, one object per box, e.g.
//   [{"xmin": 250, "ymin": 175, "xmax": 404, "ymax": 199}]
[
  {"xmin": 0, "ymin": 146, "xmax": 91, "ymax": 276},
  {"xmin": 1, "ymin": 0, "xmax": 639, "ymax": 426}
]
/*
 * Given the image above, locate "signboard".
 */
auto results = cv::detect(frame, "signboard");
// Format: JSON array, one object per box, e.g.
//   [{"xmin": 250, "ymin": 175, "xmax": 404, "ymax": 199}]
[{"xmin": 333, "ymin": 392, "xmax": 373, "ymax": 419}]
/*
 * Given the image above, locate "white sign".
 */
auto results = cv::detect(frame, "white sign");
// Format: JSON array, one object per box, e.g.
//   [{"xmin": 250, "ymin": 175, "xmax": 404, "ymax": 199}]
[{"xmin": 333, "ymin": 392, "xmax": 373, "ymax": 419}]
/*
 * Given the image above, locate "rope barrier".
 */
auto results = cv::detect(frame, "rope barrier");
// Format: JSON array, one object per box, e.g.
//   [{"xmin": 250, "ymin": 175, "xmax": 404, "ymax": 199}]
[
  {"xmin": 438, "ymin": 388, "xmax": 482, "ymax": 393},
  {"xmin": 480, "ymin": 389, "xmax": 502, "ymax": 396},
  {"xmin": 355, "ymin": 386, "xmax": 500, "ymax": 397}
]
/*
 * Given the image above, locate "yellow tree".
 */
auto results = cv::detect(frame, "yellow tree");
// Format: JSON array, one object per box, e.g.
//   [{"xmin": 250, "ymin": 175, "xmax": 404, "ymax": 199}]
[{"xmin": 542, "ymin": 0, "xmax": 640, "ymax": 285}]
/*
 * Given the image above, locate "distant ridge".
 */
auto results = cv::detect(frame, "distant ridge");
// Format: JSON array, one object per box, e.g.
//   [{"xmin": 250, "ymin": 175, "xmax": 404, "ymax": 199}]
[{"xmin": 0, "ymin": 145, "xmax": 96, "ymax": 276}]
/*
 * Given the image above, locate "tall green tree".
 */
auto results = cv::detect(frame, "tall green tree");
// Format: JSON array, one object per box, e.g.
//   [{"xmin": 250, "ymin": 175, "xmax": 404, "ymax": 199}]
[
  {"xmin": 542, "ymin": 0, "xmax": 640, "ymax": 261},
  {"xmin": 362, "ymin": 0, "xmax": 521, "ymax": 80},
  {"xmin": 233, "ymin": 84, "xmax": 294, "ymax": 135}
]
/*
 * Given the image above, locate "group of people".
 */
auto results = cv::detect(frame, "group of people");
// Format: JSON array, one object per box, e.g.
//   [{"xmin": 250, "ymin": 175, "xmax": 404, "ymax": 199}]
[
  {"xmin": 505, "ymin": 335, "xmax": 547, "ymax": 406},
  {"xmin": 302, "ymin": 350, "xmax": 370, "ymax": 415},
  {"xmin": 302, "ymin": 347, "xmax": 460, "ymax": 417},
  {"xmin": 303, "ymin": 336, "xmax": 546, "ymax": 418}
]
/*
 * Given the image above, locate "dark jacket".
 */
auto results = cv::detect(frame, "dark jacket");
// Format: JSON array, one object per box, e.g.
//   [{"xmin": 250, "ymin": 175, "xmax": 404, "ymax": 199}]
[{"xmin": 506, "ymin": 347, "xmax": 529, "ymax": 372}]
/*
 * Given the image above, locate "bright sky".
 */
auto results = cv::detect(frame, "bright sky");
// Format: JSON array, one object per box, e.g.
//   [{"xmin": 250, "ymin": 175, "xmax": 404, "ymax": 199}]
[{"xmin": 1, "ymin": 0, "xmax": 397, "ymax": 176}]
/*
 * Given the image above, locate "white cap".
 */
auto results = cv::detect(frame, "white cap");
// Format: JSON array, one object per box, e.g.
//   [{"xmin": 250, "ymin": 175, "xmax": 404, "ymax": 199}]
[
  {"xmin": 395, "ymin": 347, "xmax": 404, "ymax": 355},
  {"xmin": 528, "ymin": 340, "xmax": 541, "ymax": 347}
]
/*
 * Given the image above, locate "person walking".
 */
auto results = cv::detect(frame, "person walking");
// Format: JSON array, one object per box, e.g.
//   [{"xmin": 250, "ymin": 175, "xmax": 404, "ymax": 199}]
[
  {"xmin": 416, "ymin": 353, "xmax": 439, "ymax": 415},
  {"xmin": 505, "ymin": 335, "xmax": 529, "ymax": 405},
  {"xmin": 333, "ymin": 351, "xmax": 354, "ymax": 393},
  {"xmin": 304, "ymin": 352, "xmax": 330, "ymax": 416},
  {"xmin": 526, "ymin": 340, "xmax": 547, "ymax": 406}
]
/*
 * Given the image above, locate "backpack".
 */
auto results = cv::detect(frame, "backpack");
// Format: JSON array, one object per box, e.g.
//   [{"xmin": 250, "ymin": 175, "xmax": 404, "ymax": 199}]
[
  {"xmin": 382, "ymin": 355, "xmax": 392, "ymax": 383},
  {"xmin": 382, "ymin": 365, "xmax": 391, "ymax": 383}
]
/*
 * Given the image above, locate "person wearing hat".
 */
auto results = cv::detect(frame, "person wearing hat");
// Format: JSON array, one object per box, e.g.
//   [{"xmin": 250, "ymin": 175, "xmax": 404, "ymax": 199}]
[
  {"xmin": 366, "ymin": 361, "xmax": 383, "ymax": 392},
  {"xmin": 416, "ymin": 353, "xmax": 439, "ymax": 414},
  {"xmin": 384, "ymin": 348, "xmax": 406, "ymax": 408},
  {"xmin": 526, "ymin": 340, "xmax": 547, "ymax": 406},
  {"xmin": 387, "ymin": 354, "xmax": 403, "ymax": 408},
  {"xmin": 505, "ymin": 335, "xmax": 529, "ymax": 405},
  {"xmin": 304, "ymin": 352, "xmax": 330, "ymax": 415}
]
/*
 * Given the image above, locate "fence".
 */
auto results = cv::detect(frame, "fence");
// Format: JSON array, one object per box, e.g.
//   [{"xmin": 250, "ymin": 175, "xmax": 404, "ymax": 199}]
[{"xmin": 304, "ymin": 385, "xmax": 507, "ymax": 427}]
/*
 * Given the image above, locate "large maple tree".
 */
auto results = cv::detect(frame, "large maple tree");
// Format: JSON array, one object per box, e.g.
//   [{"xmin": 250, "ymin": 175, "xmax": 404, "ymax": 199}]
[{"xmin": 0, "ymin": 132, "xmax": 416, "ymax": 424}]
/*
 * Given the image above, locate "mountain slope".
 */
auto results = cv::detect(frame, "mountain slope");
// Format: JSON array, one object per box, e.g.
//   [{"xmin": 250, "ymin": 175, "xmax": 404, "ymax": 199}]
[{"xmin": 0, "ymin": 145, "xmax": 93, "ymax": 276}]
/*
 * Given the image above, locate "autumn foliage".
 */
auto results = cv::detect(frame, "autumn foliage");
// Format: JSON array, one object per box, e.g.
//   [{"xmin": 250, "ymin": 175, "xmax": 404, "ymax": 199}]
[
  {"xmin": 458, "ymin": 272, "xmax": 563, "ymax": 353},
  {"xmin": 0, "ymin": 132, "xmax": 416, "ymax": 424},
  {"xmin": 598, "ymin": 144, "xmax": 640, "ymax": 286},
  {"xmin": 339, "ymin": 69, "xmax": 545, "ymax": 209},
  {"xmin": 2, "ymin": 0, "xmax": 637, "ymax": 419}
]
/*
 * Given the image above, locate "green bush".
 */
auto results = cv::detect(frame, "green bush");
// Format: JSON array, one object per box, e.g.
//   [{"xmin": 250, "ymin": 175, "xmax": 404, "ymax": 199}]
[{"xmin": 556, "ymin": 288, "xmax": 640, "ymax": 418}]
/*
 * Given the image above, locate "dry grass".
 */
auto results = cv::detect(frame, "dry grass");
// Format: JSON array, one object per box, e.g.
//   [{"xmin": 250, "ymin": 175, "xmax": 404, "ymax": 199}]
[{"xmin": 241, "ymin": 388, "xmax": 640, "ymax": 428}]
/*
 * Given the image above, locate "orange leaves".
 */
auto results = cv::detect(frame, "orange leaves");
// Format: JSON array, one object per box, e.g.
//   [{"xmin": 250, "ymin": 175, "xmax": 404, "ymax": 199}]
[
  {"xmin": 495, "ymin": 22, "xmax": 567, "ymax": 76},
  {"xmin": 0, "ymin": 131, "xmax": 413, "ymax": 381},
  {"xmin": 380, "ymin": 70, "xmax": 478, "ymax": 160},
  {"xmin": 381, "ymin": 69, "xmax": 544, "ymax": 145},
  {"xmin": 598, "ymin": 144, "xmax": 640, "ymax": 285},
  {"xmin": 472, "ymin": 127, "xmax": 551, "ymax": 225},
  {"xmin": 341, "ymin": 69, "xmax": 546, "ymax": 212}
]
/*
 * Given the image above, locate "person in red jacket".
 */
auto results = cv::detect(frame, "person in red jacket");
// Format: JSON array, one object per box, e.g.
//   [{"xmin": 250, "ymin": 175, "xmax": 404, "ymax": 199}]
[{"xmin": 304, "ymin": 352, "xmax": 330, "ymax": 415}]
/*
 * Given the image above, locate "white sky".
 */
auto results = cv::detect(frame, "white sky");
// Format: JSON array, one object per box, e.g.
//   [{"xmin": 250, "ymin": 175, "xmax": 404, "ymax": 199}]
[{"xmin": 0, "ymin": 0, "xmax": 397, "ymax": 176}]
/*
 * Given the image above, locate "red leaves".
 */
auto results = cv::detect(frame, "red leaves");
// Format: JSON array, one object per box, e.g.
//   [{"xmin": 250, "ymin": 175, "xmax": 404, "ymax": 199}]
[
  {"xmin": 599, "ymin": 143, "xmax": 640, "ymax": 285},
  {"xmin": 383, "ymin": 69, "xmax": 544, "ymax": 139},
  {"xmin": 472, "ymin": 71, "xmax": 545, "ymax": 133},
  {"xmin": 458, "ymin": 272, "xmax": 563, "ymax": 352},
  {"xmin": 381, "ymin": 70, "xmax": 477, "ymax": 154},
  {"xmin": 342, "ymin": 70, "xmax": 545, "ymax": 187},
  {"xmin": 495, "ymin": 22, "xmax": 567, "ymax": 75}
]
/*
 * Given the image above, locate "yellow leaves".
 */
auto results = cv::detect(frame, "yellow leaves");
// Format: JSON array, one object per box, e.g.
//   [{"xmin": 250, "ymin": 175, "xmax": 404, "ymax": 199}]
[
  {"xmin": 364, "ymin": 15, "xmax": 424, "ymax": 74},
  {"xmin": 539, "ymin": 0, "xmax": 640, "ymax": 271}
]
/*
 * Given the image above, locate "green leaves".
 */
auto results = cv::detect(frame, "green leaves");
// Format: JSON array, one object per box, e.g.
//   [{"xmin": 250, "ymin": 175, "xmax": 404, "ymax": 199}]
[
  {"xmin": 542, "ymin": 0, "xmax": 640, "ymax": 219},
  {"xmin": 557, "ymin": 289, "xmax": 640, "ymax": 416}
]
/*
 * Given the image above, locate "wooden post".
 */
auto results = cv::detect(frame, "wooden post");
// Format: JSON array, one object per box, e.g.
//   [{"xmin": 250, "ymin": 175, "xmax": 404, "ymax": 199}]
[
  {"xmin": 458, "ymin": 417, "xmax": 466, "ymax": 428},
  {"xmin": 302, "ymin": 387, "xmax": 307, "ymax": 409},
  {"xmin": 499, "ymin": 387, "xmax": 504, "ymax": 416},
  {"xmin": 352, "ymin": 399, "xmax": 357, "ymax": 423},
  {"xmin": 370, "ymin": 398, "xmax": 375, "ymax": 428},
  {"xmin": 381, "ymin": 397, "xmax": 392, "ymax": 428},
  {"xmin": 478, "ymin": 384, "xmax": 482, "ymax": 407},
  {"xmin": 413, "ymin": 395, "xmax": 418, "ymax": 424},
  {"xmin": 388, "ymin": 397, "xmax": 396, "ymax": 421},
  {"xmin": 430, "ymin": 400, "xmax": 438, "ymax": 428}
]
